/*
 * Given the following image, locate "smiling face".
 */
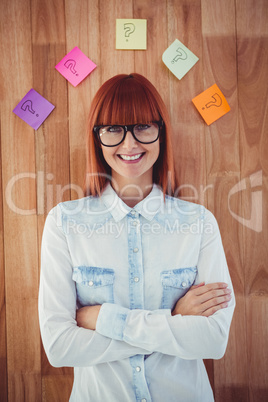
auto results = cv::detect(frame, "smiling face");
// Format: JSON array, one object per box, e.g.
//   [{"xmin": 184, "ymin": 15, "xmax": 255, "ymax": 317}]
[
  {"xmin": 101, "ymin": 127, "xmax": 160, "ymax": 189},
  {"xmin": 86, "ymin": 73, "xmax": 175, "ymax": 198}
]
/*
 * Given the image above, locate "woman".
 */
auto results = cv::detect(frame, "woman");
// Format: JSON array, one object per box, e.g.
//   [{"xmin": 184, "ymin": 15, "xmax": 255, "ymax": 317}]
[{"xmin": 39, "ymin": 73, "xmax": 235, "ymax": 401}]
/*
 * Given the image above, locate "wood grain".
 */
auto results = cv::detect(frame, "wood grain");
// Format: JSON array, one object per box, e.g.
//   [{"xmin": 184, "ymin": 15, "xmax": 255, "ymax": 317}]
[
  {"xmin": 0, "ymin": 0, "xmax": 41, "ymax": 400},
  {"xmin": 134, "ymin": 0, "xmax": 170, "ymax": 108},
  {"xmin": 167, "ymin": 0, "xmax": 206, "ymax": 202},
  {"xmin": 236, "ymin": 0, "xmax": 268, "ymax": 400},
  {"xmin": 0, "ymin": 0, "xmax": 267, "ymax": 400},
  {"xmin": 200, "ymin": 1, "xmax": 248, "ymax": 400},
  {"xmin": 99, "ymin": 0, "xmax": 134, "ymax": 81},
  {"xmin": 31, "ymin": 0, "xmax": 72, "ymax": 399},
  {"xmin": 65, "ymin": 0, "xmax": 101, "ymax": 199},
  {"xmin": 0, "ymin": 88, "xmax": 7, "ymax": 402}
]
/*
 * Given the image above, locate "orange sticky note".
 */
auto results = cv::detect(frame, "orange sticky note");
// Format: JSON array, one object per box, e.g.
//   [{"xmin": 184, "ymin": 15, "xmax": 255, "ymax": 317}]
[{"xmin": 192, "ymin": 84, "xmax": 230, "ymax": 125}]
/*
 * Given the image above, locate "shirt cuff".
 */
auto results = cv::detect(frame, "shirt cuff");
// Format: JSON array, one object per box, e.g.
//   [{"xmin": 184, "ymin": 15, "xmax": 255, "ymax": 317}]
[
  {"xmin": 96, "ymin": 304, "xmax": 172, "ymax": 341},
  {"xmin": 96, "ymin": 303, "xmax": 128, "ymax": 340}
]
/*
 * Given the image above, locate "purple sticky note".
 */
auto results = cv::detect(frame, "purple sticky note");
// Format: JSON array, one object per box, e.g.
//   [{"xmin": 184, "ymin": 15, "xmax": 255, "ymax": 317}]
[
  {"xmin": 55, "ymin": 46, "xmax": 97, "ymax": 87},
  {"xmin": 13, "ymin": 89, "xmax": 55, "ymax": 130}
]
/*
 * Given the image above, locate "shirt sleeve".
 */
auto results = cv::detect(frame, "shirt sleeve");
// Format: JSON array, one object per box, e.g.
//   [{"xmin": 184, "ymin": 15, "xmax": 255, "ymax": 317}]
[
  {"xmin": 96, "ymin": 209, "xmax": 235, "ymax": 360},
  {"xmin": 38, "ymin": 205, "xmax": 151, "ymax": 368}
]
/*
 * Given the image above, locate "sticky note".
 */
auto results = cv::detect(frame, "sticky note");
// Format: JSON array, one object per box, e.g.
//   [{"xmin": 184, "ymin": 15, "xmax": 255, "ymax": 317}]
[
  {"xmin": 192, "ymin": 84, "xmax": 230, "ymax": 125},
  {"xmin": 116, "ymin": 19, "xmax": 147, "ymax": 50},
  {"xmin": 55, "ymin": 46, "xmax": 97, "ymax": 87},
  {"xmin": 13, "ymin": 89, "xmax": 55, "ymax": 130},
  {"xmin": 162, "ymin": 39, "xmax": 199, "ymax": 80}
]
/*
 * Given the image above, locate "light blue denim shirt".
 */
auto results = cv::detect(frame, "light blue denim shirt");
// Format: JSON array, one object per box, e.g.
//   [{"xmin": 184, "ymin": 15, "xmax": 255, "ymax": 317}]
[{"xmin": 39, "ymin": 183, "xmax": 235, "ymax": 402}]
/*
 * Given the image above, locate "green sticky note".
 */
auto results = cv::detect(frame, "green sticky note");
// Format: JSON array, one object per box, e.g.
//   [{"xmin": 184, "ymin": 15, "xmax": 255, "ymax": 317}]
[
  {"xmin": 116, "ymin": 19, "xmax": 147, "ymax": 50},
  {"xmin": 162, "ymin": 39, "xmax": 199, "ymax": 80}
]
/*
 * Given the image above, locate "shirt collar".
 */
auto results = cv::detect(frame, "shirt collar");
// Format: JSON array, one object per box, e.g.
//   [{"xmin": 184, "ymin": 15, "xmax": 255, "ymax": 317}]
[{"xmin": 101, "ymin": 183, "xmax": 164, "ymax": 222}]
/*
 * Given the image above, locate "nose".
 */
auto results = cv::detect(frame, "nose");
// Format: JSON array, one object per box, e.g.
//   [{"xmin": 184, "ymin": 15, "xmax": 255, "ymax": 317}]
[{"xmin": 122, "ymin": 130, "xmax": 138, "ymax": 150}]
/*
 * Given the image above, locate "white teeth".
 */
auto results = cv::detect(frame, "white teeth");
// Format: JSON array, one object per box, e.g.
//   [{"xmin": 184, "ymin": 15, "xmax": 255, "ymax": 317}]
[{"xmin": 120, "ymin": 153, "xmax": 143, "ymax": 161}]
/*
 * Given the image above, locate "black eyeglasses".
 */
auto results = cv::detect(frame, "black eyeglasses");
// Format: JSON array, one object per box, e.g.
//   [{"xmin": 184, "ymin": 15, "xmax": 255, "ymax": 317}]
[{"xmin": 93, "ymin": 121, "xmax": 163, "ymax": 147}]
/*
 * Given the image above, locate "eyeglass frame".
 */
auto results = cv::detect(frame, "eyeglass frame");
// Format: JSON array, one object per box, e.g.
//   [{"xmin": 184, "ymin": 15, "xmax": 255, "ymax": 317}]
[{"xmin": 93, "ymin": 120, "xmax": 163, "ymax": 147}]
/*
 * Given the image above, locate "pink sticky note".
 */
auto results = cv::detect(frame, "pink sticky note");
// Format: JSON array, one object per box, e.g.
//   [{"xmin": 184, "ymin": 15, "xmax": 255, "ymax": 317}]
[{"xmin": 55, "ymin": 47, "xmax": 97, "ymax": 87}]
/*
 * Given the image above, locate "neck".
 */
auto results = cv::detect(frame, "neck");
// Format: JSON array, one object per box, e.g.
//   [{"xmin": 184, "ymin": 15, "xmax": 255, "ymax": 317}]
[{"xmin": 111, "ymin": 172, "xmax": 153, "ymax": 208}]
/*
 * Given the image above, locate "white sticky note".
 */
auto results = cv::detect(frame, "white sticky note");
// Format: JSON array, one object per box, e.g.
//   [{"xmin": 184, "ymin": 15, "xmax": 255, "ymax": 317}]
[{"xmin": 162, "ymin": 39, "xmax": 199, "ymax": 80}]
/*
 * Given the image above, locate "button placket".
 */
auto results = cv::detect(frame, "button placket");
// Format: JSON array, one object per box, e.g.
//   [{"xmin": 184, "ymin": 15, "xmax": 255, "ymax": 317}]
[
  {"xmin": 130, "ymin": 355, "xmax": 151, "ymax": 402},
  {"xmin": 127, "ymin": 213, "xmax": 143, "ymax": 310},
  {"xmin": 128, "ymin": 215, "xmax": 151, "ymax": 401}
]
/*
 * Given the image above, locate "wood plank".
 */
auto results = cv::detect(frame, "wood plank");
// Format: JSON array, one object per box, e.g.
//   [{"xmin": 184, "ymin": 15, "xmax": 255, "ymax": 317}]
[
  {"xmin": 236, "ymin": 0, "xmax": 268, "ymax": 400},
  {"xmin": 32, "ymin": 44, "xmax": 72, "ymax": 383},
  {"xmin": 0, "ymin": 0, "xmax": 41, "ymax": 400},
  {"xmin": 0, "ymin": 86, "xmax": 8, "ymax": 402},
  {"xmin": 31, "ymin": 0, "xmax": 71, "ymax": 396},
  {"xmin": 166, "ymin": 0, "xmax": 213, "ymax": 385},
  {"xmin": 166, "ymin": 0, "xmax": 214, "ymax": 388},
  {"xmin": 166, "ymin": 0, "xmax": 206, "ymax": 203},
  {"xmin": 205, "ymin": 177, "xmax": 248, "ymax": 402},
  {"xmin": 42, "ymin": 375, "xmax": 74, "ymax": 402},
  {"xmin": 65, "ymin": 0, "xmax": 101, "ymax": 199},
  {"xmin": 99, "ymin": 0, "xmax": 134, "ymax": 82},
  {"xmin": 31, "ymin": 0, "xmax": 65, "ymax": 45},
  {"xmin": 200, "ymin": 1, "xmax": 248, "ymax": 400},
  {"xmin": 134, "ymin": 0, "xmax": 170, "ymax": 108}
]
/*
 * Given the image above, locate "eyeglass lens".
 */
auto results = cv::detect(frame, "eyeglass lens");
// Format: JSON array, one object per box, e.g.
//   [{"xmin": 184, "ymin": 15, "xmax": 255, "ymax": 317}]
[{"xmin": 98, "ymin": 123, "xmax": 159, "ymax": 146}]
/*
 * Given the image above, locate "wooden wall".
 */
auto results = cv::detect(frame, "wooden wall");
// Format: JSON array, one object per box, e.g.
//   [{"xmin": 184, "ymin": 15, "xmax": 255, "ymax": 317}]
[{"xmin": 0, "ymin": 0, "xmax": 267, "ymax": 401}]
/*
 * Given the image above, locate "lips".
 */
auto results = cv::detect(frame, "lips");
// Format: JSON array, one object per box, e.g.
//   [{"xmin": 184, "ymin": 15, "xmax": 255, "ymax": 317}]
[{"xmin": 118, "ymin": 153, "xmax": 144, "ymax": 161}]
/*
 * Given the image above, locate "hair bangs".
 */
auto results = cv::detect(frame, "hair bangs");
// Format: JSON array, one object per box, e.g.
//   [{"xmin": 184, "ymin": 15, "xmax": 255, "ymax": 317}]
[{"xmin": 96, "ymin": 77, "xmax": 161, "ymax": 126}]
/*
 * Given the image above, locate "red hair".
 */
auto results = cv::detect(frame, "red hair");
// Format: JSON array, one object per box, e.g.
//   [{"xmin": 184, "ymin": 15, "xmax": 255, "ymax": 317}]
[{"xmin": 84, "ymin": 73, "xmax": 176, "ymax": 197}]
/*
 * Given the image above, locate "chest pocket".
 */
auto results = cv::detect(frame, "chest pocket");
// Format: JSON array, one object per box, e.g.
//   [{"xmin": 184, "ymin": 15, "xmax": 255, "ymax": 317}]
[
  {"xmin": 72, "ymin": 266, "xmax": 115, "ymax": 307},
  {"xmin": 160, "ymin": 267, "xmax": 197, "ymax": 309}
]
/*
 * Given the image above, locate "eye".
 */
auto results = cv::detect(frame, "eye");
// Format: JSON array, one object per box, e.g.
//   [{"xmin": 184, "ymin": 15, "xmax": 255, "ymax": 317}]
[
  {"xmin": 107, "ymin": 125, "xmax": 123, "ymax": 134},
  {"xmin": 135, "ymin": 124, "xmax": 151, "ymax": 131}
]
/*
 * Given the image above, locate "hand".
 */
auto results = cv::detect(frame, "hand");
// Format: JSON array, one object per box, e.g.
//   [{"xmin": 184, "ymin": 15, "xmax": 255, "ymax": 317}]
[
  {"xmin": 76, "ymin": 305, "xmax": 101, "ymax": 330},
  {"xmin": 172, "ymin": 282, "xmax": 232, "ymax": 317}
]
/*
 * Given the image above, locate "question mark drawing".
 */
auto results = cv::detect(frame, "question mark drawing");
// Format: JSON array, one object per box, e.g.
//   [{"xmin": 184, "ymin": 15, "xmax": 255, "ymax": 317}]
[
  {"xmin": 202, "ymin": 93, "xmax": 222, "ymax": 110},
  {"xmin": 21, "ymin": 100, "xmax": 39, "ymax": 117},
  {"xmin": 124, "ymin": 23, "xmax": 135, "ymax": 41},
  {"xmin": 171, "ymin": 47, "xmax": 188, "ymax": 64},
  {"xmin": 64, "ymin": 59, "xmax": 79, "ymax": 76}
]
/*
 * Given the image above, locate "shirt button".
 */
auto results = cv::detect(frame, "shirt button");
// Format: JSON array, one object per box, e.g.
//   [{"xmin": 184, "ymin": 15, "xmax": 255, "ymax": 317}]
[
  {"xmin": 141, "ymin": 399, "xmax": 147, "ymax": 402},
  {"xmin": 88, "ymin": 281, "xmax": 94, "ymax": 286},
  {"xmin": 131, "ymin": 210, "xmax": 136, "ymax": 215},
  {"xmin": 134, "ymin": 277, "xmax": 140, "ymax": 283},
  {"xmin": 132, "ymin": 221, "xmax": 138, "ymax": 226},
  {"xmin": 133, "ymin": 247, "xmax": 139, "ymax": 253},
  {"xmin": 181, "ymin": 281, "xmax": 187, "ymax": 288},
  {"xmin": 136, "ymin": 366, "xmax": 141, "ymax": 372}
]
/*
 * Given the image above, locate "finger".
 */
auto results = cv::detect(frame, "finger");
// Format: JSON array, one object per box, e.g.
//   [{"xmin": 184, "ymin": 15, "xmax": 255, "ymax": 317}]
[
  {"xmin": 194, "ymin": 282, "xmax": 229, "ymax": 296},
  {"xmin": 190, "ymin": 282, "xmax": 205, "ymax": 290},
  {"xmin": 201, "ymin": 292, "xmax": 232, "ymax": 311},
  {"xmin": 198, "ymin": 288, "xmax": 232, "ymax": 304},
  {"xmin": 201, "ymin": 300, "xmax": 230, "ymax": 317}
]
